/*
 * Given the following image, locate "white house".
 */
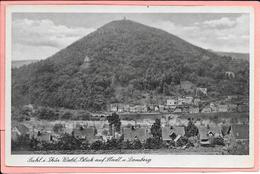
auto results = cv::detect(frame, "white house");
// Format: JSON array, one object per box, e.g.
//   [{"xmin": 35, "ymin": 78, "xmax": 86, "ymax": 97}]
[{"xmin": 167, "ymin": 99, "xmax": 178, "ymax": 106}]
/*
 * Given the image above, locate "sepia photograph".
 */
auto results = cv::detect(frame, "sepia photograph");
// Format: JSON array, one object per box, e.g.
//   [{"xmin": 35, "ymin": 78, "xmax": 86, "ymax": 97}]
[{"xmin": 4, "ymin": 5, "xmax": 255, "ymax": 168}]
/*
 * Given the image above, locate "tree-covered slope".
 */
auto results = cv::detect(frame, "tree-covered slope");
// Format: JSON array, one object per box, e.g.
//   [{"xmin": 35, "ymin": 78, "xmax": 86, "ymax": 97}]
[{"xmin": 12, "ymin": 20, "xmax": 249, "ymax": 111}]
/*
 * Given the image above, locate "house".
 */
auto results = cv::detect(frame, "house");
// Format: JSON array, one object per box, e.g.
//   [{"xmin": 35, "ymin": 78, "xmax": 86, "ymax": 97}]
[
  {"xmin": 167, "ymin": 105, "xmax": 176, "ymax": 113},
  {"xmin": 189, "ymin": 107, "xmax": 199, "ymax": 113},
  {"xmin": 11, "ymin": 124, "xmax": 30, "ymax": 141},
  {"xmin": 201, "ymin": 106, "xmax": 212, "ymax": 113},
  {"xmin": 208, "ymin": 125, "xmax": 222, "ymax": 137},
  {"xmin": 129, "ymin": 106, "xmax": 136, "ymax": 113},
  {"xmin": 116, "ymin": 104, "xmax": 128, "ymax": 113},
  {"xmin": 183, "ymin": 96, "xmax": 193, "ymax": 105},
  {"xmin": 162, "ymin": 127, "xmax": 175, "ymax": 141},
  {"xmin": 110, "ymin": 104, "xmax": 118, "ymax": 112},
  {"xmin": 141, "ymin": 105, "xmax": 148, "ymax": 112},
  {"xmin": 80, "ymin": 55, "xmax": 91, "ymax": 69},
  {"xmin": 73, "ymin": 127, "xmax": 96, "ymax": 143},
  {"xmin": 198, "ymin": 127, "xmax": 214, "ymax": 146},
  {"xmin": 167, "ymin": 99, "xmax": 178, "ymax": 106},
  {"xmin": 198, "ymin": 125, "xmax": 222, "ymax": 146},
  {"xmin": 210, "ymin": 103, "xmax": 217, "ymax": 112},
  {"xmin": 147, "ymin": 105, "xmax": 155, "ymax": 112},
  {"xmin": 182, "ymin": 106, "xmax": 190, "ymax": 113},
  {"xmin": 221, "ymin": 123, "xmax": 231, "ymax": 136},
  {"xmin": 159, "ymin": 105, "xmax": 166, "ymax": 113},
  {"xmin": 117, "ymin": 107, "xmax": 124, "ymax": 112},
  {"xmin": 196, "ymin": 88, "xmax": 207, "ymax": 96},
  {"xmin": 35, "ymin": 131, "xmax": 53, "ymax": 142},
  {"xmin": 123, "ymin": 127, "xmax": 149, "ymax": 142},
  {"xmin": 180, "ymin": 81, "xmax": 195, "ymax": 93},
  {"xmin": 162, "ymin": 126, "xmax": 185, "ymax": 141},
  {"xmin": 225, "ymin": 71, "xmax": 235, "ymax": 79},
  {"xmin": 123, "ymin": 104, "xmax": 130, "ymax": 112},
  {"xmin": 177, "ymin": 97, "xmax": 185, "ymax": 105},
  {"xmin": 193, "ymin": 98, "xmax": 201, "ymax": 106},
  {"xmin": 228, "ymin": 104, "xmax": 237, "ymax": 112},
  {"xmin": 133, "ymin": 105, "xmax": 146, "ymax": 113},
  {"xmin": 227, "ymin": 95, "xmax": 239, "ymax": 101},
  {"xmin": 231, "ymin": 124, "xmax": 249, "ymax": 142},
  {"xmin": 174, "ymin": 107, "xmax": 182, "ymax": 113},
  {"xmin": 218, "ymin": 105, "xmax": 228, "ymax": 112},
  {"xmin": 154, "ymin": 105, "xmax": 159, "ymax": 112},
  {"xmin": 198, "ymin": 127, "xmax": 209, "ymax": 145}
]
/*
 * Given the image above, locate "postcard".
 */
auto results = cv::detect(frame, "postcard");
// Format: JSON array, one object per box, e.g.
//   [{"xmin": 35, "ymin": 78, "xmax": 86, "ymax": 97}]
[{"xmin": 0, "ymin": 1, "xmax": 259, "ymax": 173}]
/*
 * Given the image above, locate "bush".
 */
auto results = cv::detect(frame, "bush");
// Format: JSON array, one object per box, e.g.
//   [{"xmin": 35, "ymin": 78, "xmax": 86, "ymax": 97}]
[
  {"xmin": 133, "ymin": 139, "xmax": 143, "ymax": 149},
  {"xmin": 103, "ymin": 138, "xmax": 119, "ymax": 150},
  {"xmin": 12, "ymin": 107, "xmax": 29, "ymax": 121},
  {"xmin": 90, "ymin": 140, "xmax": 104, "ymax": 150},
  {"xmin": 144, "ymin": 137, "xmax": 161, "ymax": 149},
  {"xmin": 228, "ymin": 141, "xmax": 249, "ymax": 155},
  {"xmin": 175, "ymin": 136, "xmax": 189, "ymax": 147},
  {"xmin": 53, "ymin": 123, "xmax": 64, "ymax": 133},
  {"xmin": 123, "ymin": 140, "xmax": 133, "ymax": 149},
  {"xmin": 29, "ymin": 137, "xmax": 40, "ymax": 150},
  {"xmin": 214, "ymin": 137, "xmax": 225, "ymax": 146},
  {"xmin": 80, "ymin": 141, "xmax": 90, "ymax": 150},
  {"xmin": 62, "ymin": 111, "xmax": 73, "ymax": 120},
  {"xmin": 57, "ymin": 133, "xmax": 82, "ymax": 150},
  {"xmin": 78, "ymin": 112, "xmax": 91, "ymax": 120},
  {"xmin": 185, "ymin": 120, "xmax": 199, "ymax": 137},
  {"xmin": 11, "ymin": 135, "xmax": 31, "ymax": 151},
  {"xmin": 36, "ymin": 107, "xmax": 58, "ymax": 120}
]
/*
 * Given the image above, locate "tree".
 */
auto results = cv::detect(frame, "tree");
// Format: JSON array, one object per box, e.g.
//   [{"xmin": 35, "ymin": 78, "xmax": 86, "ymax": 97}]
[
  {"xmin": 185, "ymin": 119, "xmax": 199, "ymax": 137},
  {"xmin": 62, "ymin": 111, "xmax": 73, "ymax": 120},
  {"xmin": 53, "ymin": 123, "xmax": 64, "ymax": 133},
  {"xmin": 11, "ymin": 135, "xmax": 31, "ymax": 151},
  {"xmin": 151, "ymin": 119, "xmax": 162, "ymax": 139},
  {"xmin": 144, "ymin": 137, "xmax": 161, "ymax": 149},
  {"xmin": 90, "ymin": 140, "xmax": 104, "ymax": 150},
  {"xmin": 107, "ymin": 112, "xmax": 121, "ymax": 134},
  {"xmin": 57, "ymin": 133, "xmax": 82, "ymax": 150},
  {"xmin": 150, "ymin": 119, "xmax": 162, "ymax": 149},
  {"xmin": 133, "ymin": 138, "xmax": 142, "ymax": 149},
  {"xmin": 36, "ymin": 107, "xmax": 58, "ymax": 120}
]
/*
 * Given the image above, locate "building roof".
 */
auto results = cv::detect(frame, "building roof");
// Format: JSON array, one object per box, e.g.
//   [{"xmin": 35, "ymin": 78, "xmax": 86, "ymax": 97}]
[
  {"xmin": 73, "ymin": 127, "xmax": 95, "ymax": 140},
  {"xmin": 180, "ymin": 81, "xmax": 195, "ymax": 88},
  {"xmin": 162, "ymin": 127, "xmax": 173, "ymax": 141},
  {"xmin": 231, "ymin": 124, "xmax": 249, "ymax": 140},
  {"xmin": 15, "ymin": 124, "xmax": 29, "ymax": 135},
  {"xmin": 196, "ymin": 88, "xmax": 207, "ymax": 96},
  {"xmin": 174, "ymin": 127, "xmax": 185, "ymax": 136},
  {"xmin": 123, "ymin": 128, "xmax": 149, "ymax": 141},
  {"xmin": 36, "ymin": 132, "xmax": 52, "ymax": 142},
  {"xmin": 162, "ymin": 127, "xmax": 185, "ymax": 141},
  {"xmin": 198, "ymin": 127, "xmax": 209, "ymax": 140},
  {"xmin": 218, "ymin": 105, "xmax": 228, "ymax": 108},
  {"xmin": 208, "ymin": 125, "xmax": 221, "ymax": 135}
]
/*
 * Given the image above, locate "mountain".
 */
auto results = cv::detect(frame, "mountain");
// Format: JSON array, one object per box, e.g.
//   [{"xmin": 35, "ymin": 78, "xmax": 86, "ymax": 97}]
[
  {"xmin": 12, "ymin": 20, "xmax": 249, "ymax": 111},
  {"xmin": 12, "ymin": 60, "xmax": 39, "ymax": 68},
  {"xmin": 215, "ymin": 51, "xmax": 249, "ymax": 61}
]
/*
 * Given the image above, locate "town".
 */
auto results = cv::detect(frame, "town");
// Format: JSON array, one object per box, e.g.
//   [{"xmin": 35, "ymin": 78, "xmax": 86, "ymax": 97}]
[{"xmin": 11, "ymin": 84, "xmax": 249, "ymax": 155}]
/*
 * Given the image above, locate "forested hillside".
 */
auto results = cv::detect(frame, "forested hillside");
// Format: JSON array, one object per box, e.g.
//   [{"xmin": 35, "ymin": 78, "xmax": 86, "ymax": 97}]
[
  {"xmin": 12, "ymin": 60, "xmax": 39, "ymax": 68},
  {"xmin": 12, "ymin": 20, "xmax": 249, "ymax": 111}
]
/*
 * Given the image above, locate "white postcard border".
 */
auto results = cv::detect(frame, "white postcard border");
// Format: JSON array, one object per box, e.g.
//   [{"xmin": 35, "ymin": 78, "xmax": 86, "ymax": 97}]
[{"xmin": 5, "ymin": 5, "xmax": 255, "ymax": 168}]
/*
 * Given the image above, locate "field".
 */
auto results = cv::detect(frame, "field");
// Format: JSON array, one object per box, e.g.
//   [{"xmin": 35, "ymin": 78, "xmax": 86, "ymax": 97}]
[
  {"xmin": 12, "ymin": 145, "xmax": 244, "ymax": 155},
  {"xmin": 12, "ymin": 148, "xmax": 223, "ymax": 155},
  {"xmin": 120, "ymin": 112, "xmax": 249, "ymax": 120}
]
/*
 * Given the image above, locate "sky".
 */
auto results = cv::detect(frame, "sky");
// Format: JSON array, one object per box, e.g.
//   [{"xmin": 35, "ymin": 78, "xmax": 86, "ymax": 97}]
[{"xmin": 12, "ymin": 13, "xmax": 250, "ymax": 61}]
